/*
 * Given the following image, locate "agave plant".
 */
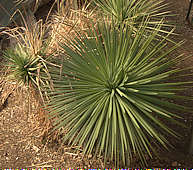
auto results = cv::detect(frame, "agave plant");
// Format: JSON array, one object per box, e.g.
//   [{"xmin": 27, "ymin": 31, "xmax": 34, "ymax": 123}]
[
  {"xmin": 94, "ymin": 0, "xmax": 172, "ymax": 35},
  {"xmin": 47, "ymin": 21, "xmax": 191, "ymax": 165},
  {"xmin": 3, "ymin": 44, "xmax": 42, "ymax": 86},
  {"xmin": 2, "ymin": 14, "xmax": 54, "ymax": 83},
  {"xmin": 3, "ymin": 43, "xmax": 55, "ymax": 105}
]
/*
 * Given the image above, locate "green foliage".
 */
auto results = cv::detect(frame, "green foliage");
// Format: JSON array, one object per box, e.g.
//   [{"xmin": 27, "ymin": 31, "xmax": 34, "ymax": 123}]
[
  {"xmin": 94, "ymin": 0, "xmax": 171, "ymax": 34},
  {"xmin": 47, "ymin": 22, "xmax": 191, "ymax": 165},
  {"xmin": 3, "ymin": 44, "xmax": 43, "ymax": 86}
]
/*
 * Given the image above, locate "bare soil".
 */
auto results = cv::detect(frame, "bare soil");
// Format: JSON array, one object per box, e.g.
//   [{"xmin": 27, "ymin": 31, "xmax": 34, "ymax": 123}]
[{"xmin": 1, "ymin": 0, "xmax": 193, "ymax": 168}]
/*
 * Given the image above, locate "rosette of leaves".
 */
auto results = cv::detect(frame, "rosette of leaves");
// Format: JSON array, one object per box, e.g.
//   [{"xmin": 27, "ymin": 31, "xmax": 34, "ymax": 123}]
[
  {"xmin": 94, "ymin": 0, "xmax": 172, "ymax": 35},
  {"xmin": 47, "ymin": 22, "xmax": 191, "ymax": 166},
  {"xmin": 3, "ymin": 44, "xmax": 44, "ymax": 87}
]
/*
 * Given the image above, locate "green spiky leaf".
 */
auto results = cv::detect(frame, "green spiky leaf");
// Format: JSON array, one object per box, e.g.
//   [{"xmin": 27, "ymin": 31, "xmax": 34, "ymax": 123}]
[{"xmin": 47, "ymin": 22, "xmax": 192, "ymax": 166}]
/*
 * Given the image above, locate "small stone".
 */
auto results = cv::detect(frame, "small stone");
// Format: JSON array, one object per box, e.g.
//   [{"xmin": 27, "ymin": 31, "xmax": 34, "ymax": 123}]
[{"xmin": 172, "ymin": 161, "xmax": 178, "ymax": 167}]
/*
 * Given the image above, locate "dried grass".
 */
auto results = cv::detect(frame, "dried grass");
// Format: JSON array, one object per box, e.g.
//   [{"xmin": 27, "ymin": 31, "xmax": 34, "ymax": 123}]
[
  {"xmin": 49, "ymin": 4, "xmax": 99, "ymax": 54},
  {"xmin": 0, "ymin": 2, "xmax": 107, "ymax": 167},
  {"xmin": 0, "ymin": 9, "xmax": 55, "ymax": 136}
]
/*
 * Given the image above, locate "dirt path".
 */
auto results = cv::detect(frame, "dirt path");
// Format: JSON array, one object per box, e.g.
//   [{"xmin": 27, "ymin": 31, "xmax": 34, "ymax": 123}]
[{"xmin": 1, "ymin": 0, "xmax": 193, "ymax": 168}]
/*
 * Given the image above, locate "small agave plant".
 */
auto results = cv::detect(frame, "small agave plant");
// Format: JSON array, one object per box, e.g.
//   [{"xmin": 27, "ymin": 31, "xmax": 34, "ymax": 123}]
[
  {"xmin": 3, "ymin": 44, "xmax": 42, "ymax": 86},
  {"xmin": 47, "ymin": 21, "xmax": 192, "ymax": 166},
  {"xmin": 2, "ymin": 43, "xmax": 54, "ymax": 106},
  {"xmin": 2, "ymin": 16, "xmax": 53, "ymax": 91}
]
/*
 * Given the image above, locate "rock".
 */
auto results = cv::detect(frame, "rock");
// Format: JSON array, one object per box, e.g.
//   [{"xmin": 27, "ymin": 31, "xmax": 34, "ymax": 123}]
[
  {"xmin": 0, "ymin": 0, "xmax": 51, "ymax": 27},
  {"xmin": 0, "ymin": 0, "xmax": 52, "ymax": 50},
  {"xmin": 34, "ymin": 0, "xmax": 54, "ymax": 12},
  {"xmin": 0, "ymin": 0, "xmax": 30, "ymax": 27},
  {"xmin": 172, "ymin": 161, "xmax": 178, "ymax": 167}
]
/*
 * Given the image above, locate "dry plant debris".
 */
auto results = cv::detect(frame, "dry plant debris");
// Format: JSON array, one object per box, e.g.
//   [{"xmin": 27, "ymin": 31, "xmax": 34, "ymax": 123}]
[
  {"xmin": 49, "ymin": 7, "xmax": 99, "ymax": 54},
  {"xmin": 0, "ymin": 74, "xmax": 104, "ymax": 168},
  {"xmin": 0, "ymin": 0, "xmax": 193, "ymax": 168}
]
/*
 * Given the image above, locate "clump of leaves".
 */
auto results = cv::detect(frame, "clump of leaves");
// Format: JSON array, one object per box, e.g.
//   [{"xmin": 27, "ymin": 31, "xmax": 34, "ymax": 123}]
[
  {"xmin": 95, "ymin": 0, "xmax": 172, "ymax": 35},
  {"xmin": 1, "ymin": 15, "xmax": 55, "ymax": 96},
  {"xmin": 3, "ymin": 44, "xmax": 41, "ymax": 86},
  {"xmin": 47, "ymin": 21, "xmax": 191, "ymax": 166},
  {"xmin": 3, "ymin": 42, "xmax": 55, "ymax": 106}
]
